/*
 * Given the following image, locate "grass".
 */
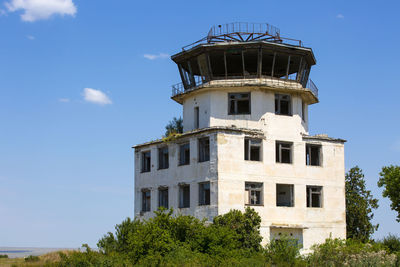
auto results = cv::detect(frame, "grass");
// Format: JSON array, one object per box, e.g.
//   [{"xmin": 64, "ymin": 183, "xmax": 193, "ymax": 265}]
[{"xmin": 0, "ymin": 250, "xmax": 74, "ymax": 267}]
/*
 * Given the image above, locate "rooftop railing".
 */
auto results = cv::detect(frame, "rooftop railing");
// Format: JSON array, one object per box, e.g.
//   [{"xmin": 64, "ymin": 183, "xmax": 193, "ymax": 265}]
[{"xmin": 172, "ymin": 76, "xmax": 318, "ymax": 99}]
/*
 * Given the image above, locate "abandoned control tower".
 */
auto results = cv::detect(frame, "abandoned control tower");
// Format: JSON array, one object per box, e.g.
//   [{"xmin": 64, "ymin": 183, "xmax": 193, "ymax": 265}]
[{"xmin": 133, "ymin": 23, "xmax": 346, "ymax": 250}]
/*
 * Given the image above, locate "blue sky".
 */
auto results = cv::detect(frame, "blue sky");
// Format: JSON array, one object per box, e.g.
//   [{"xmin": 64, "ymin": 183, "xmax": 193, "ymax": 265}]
[{"xmin": 0, "ymin": 0, "xmax": 399, "ymax": 248}]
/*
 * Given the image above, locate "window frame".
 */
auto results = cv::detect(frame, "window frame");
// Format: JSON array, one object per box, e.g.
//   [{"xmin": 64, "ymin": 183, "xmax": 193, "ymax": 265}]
[
  {"xmin": 158, "ymin": 146, "xmax": 169, "ymax": 170},
  {"xmin": 306, "ymin": 144, "xmax": 322, "ymax": 166},
  {"xmin": 306, "ymin": 185, "xmax": 323, "ymax": 208},
  {"xmin": 275, "ymin": 94, "xmax": 292, "ymax": 116},
  {"xmin": 245, "ymin": 182, "xmax": 263, "ymax": 206},
  {"xmin": 198, "ymin": 182, "xmax": 211, "ymax": 206},
  {"xmin": 178, "ymin": 142, "xmax": 190, "ymax": 166},
  {"xmin": 198, "ymin": 137, "xmax": 210, "ymax": 162},
  {"xmin": 276, "ymin": 184, "xmax": 295, "ymax": 207},
  {"xmin": 276, "ymin": 141, "xmax": 293, "ymax": 164},
  {"xmin": 158, "ymin": 187, "xmax": 169, "ymax": 209},
  {"xmin": 244, "ymin": 137, "xmax": 262, "ymax": 161},
  {"xmin": 141, "ymin": 189, "xmax": 151, "ymax": 212},
  {"xmin": 178, "ymin": 184, "xmax": 190, "ymax": 208},
  {"xmin": 141, "ymin": 151, "xmax": 151, "ymax": 173},
  {"xmin": 228, "ymin": 92, "xmax": 251, "ymax": 115}
]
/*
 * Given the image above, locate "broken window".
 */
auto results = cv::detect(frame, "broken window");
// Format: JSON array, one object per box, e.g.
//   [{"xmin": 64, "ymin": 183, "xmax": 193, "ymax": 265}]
[
  {"xmin": 179, "ymin": 184, "xmax": 190, "ymax": 208},
  {"xmin": 228, "ymin": 93, "xmax": 250, "ymax": 115},
  {"xmin": 276, "ymin": 184, "xmax": 294, "ymax": 207},
  {"xmin": 141, "ymin": 151, "xmax": 151, "ymax": 172},
  {"xmin": 179, "ymin": 143, "xmax": 190, "ymax": 166},
  {"xmin": 141, "ymin": 189, "xmax": 151, "ymax": 212},
  {"xmin": 306, "ymin": 144, "xmax": 321, "ymax": 166},
  {"xmin": 275, "ymin": 94, "xmax": 292, "ymax": 116},
  {"xmin": 245, "ymin": 182, "xmax": 263, "ymax": 205},
  {"xmin": 198, "ymin": 137, "xmax": 210, "ymax": 162},
  {"xmin": 158, "ymin": 187, "xmax": 169, "ymax": 209},
  {"xmin": 199, "ymin": 182, "xmax": 210, "ymax": 205},
  {"xmin": 307, "ymin": 186, "xmax": 322, "ymax": 208},
  {"xmin": 244, "ymin": 138, "xmax": 262, "ymax": 161},
  {"xmin": 158, "ymin": 146, "xmax": 169, "ymax": 169},
  {"xmin": 276, "ymin": 141, "xmax": 293, "ymax": 164},
  {"xmin": 194, "ymin": 107, "xmax": 199, "ymax": 129}
]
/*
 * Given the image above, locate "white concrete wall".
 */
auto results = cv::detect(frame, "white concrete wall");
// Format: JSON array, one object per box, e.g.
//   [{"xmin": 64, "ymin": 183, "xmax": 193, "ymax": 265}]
[
  {"xmin": 182, "ymin": 93, "xmax": 211, "ymax": 132},
  {"xmin": 134, "ymin": 133, "xmax": 218, "ymax": 222},
  {"xmin": 216, "ymin": 132, "xmax": 346, "ymax": 249}
]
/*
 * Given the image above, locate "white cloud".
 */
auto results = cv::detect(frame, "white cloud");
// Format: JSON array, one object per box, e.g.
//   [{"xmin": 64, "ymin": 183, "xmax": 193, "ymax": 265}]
[
  {"xmin": 58, "ymin": 98, "xmax": 69, "ymax": 102},
  {"xmin": 336, "ymin": 14, "xmax": 344, "ymax": 19},
  {"xmin": 5, "ymin": 0, "xmax": 77, "ymax": 22},
  {"xmin": 26, "ymin": 34, "xmax": 35, "ymax": 40},
  {"xmin": 82, "ymin": 88, "xmax": 112, "ymax": 105},
  {"xmin": 143, "ymin": 53, "xmax": 169, "ymax": 60}
]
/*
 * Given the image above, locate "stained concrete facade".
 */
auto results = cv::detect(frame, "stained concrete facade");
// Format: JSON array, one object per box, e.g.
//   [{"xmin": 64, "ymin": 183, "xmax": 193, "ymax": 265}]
[{"xmin": 134, "ymin": 34, "xmax": 346, "ymax": 250}]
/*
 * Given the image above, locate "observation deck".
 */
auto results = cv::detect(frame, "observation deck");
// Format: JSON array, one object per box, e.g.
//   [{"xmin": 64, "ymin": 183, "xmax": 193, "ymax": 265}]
[{"xmin": 170, "ymin": 23, "xmax": 319, "ymax": 104}]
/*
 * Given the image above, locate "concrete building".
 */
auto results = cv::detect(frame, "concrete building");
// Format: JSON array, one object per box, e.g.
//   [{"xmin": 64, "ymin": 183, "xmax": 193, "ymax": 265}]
[{"xmin": 133, "ymin": 23, "xmax": 346, "ymax": 250}]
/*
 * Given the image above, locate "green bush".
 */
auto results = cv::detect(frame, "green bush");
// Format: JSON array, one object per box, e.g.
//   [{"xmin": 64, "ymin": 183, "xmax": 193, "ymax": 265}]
[
  {"xmin": 379, "ymin": 234, "xmax": 400, "ymax": 253},
  {"xmin": 265, "ymin": 234, "xmax": 304, "ymax": 266},
  {"xmin": 0, "ymin": 254, "xmax": 8, "ymax": 258},
  {"xmin": 25, "ymin": 255, "xmax": 40, "ymax": 262}
]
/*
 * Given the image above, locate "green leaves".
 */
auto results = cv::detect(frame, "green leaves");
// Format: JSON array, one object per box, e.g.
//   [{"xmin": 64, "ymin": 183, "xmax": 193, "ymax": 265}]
[
  {"xmin": 345, "ymin": 166, "xmax": 379, "ymax": 242},
  {"xmin": 378, "ymin": 165, "xmax": 400, "ymax": 222}
]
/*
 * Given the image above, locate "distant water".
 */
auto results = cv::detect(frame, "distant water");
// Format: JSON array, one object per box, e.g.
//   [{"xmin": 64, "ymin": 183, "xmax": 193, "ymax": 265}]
[{"xmin": 0, "ymin": 247, "xmax": 76, "ymax": 258}]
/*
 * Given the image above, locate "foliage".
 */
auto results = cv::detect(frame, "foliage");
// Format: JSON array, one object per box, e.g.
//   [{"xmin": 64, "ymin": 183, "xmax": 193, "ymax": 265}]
[
  {"xmin": 25, "ymin": 255, "xmax": 40, "ymax": 262},
  {"xmin": 378, "ymin": 165, "xmax": 400, "ymax": 222},
  {"xmin": 0, "ymin": 254, "xmax": 8, "ymax": 258},
  {"xmin": 164, "ymin": 116, "xmax": 183, "ymax": 137},
  {"xmin": 345, "ymin": 166, "xmax": 379, "ymax": 241},
  {"xmin": 308, "ymin": 238, "xmax": 397, "ymax": 267},
  {"xmin": 265, "ymin": 234, "xmax": 303, "ymax": 266},
  {"xmin": 378, "ymin": 234, "xmax": 400, "ymax": 253}
]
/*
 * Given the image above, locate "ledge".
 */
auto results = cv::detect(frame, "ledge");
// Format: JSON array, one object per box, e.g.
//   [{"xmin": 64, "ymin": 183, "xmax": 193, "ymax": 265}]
[
  {"xmin": 132, "ymin": 126, "xmax": 264, "ymax": 149},
  {"xmin": 302, "ymin": 134, "xmax": 346, "ymax": 143}
]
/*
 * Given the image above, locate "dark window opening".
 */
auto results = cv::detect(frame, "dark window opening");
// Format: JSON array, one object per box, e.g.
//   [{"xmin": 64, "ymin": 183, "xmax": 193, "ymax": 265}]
[
  {"xmin": 141, "ymin": 151, "xmax": 151, "ymax": 172},
  {"xmin": 198, "ymin": 137, "xmax": 210, "ymax": 162},
  {"xmin": 199, "ymin": 182, "xmax": 210, "ymax": 205},
  {"xmin": 179, "ymin": 184, "xmax": 190, "ymax": 208},
  {"xmin": 179, "ymin": 143, "xmax": 190, "ymax": 166},
  {"xmin": 194, "ymin": 107, "xmax": 199, "ymax": 129},
  {"xmin": 228, "ymin": 93, "xmax": 250, "ymax": 115},
  {"xmin": 158, "ymin": 187, "xmax": 169, "ymax": 209},
  {"xmin": 275, "ymin": 94, "xmax": 292, "ymax": 116},
  {"xmin": 142, "ymin": 190, "xmax": 151, "ymax": 212},
  {"xmin": 158, "ymin": 147, "xmax": 169, "ymax": 169},
  {"xmin": 276, "ymin": 141, "xmax": 293, "ymax": 164},
  {"xmin": 245, "ymin": 182, "xmax": 263, "ymax": 205},
  {"xmin": 306, "ymin": 144, "xmax": 321, "ymax": 166},
  {"xmin": 307, "ymin": 186, "xmax": 322, "ymax": 208},
  {"xmin": 276, "ymin": 184, "xmax": 294, "ymax": 207},
  {"xmin": 302, "ymin": 101, "xmax": 306, "ymax": 122},
  {"xmin": 244, "ymin": 138, "xmax": 262, "ymax": 161}
]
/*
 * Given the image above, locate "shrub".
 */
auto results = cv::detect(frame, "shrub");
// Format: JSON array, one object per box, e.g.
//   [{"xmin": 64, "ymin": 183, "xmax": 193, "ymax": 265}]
[
  {"xmin": 265, "ymin": 234, "xmax": 303, "ymax": 266},
  {"xmin": 0, "ymin": 254, "xmax": 8, "ymax": 258},
  {"xmin": 379, "ymin": 234, "xmax": 400, "ymax": 253},
  {"xmin": 25, "ymin": 255, "xmax": 40, "ymax": 262}
]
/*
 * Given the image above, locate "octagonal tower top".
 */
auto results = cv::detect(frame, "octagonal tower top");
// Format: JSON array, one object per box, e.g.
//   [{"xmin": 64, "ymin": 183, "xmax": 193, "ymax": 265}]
[{"xmin": 171, "ymin": 23, "xmax": 318, "ymax": 104}]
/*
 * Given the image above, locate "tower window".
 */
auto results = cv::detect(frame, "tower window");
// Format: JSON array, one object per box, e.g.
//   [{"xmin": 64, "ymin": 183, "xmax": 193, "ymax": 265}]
[
  {"xmin": 306, "ymin": 144, "xmax": 321, "ymax": 166},
  {"xmin": 276, "ymin": 184, "xmax": 294, "ymax": 207},
  {"xmin": 307, "ymin": 186, "xmax": 322, "ymax": 208},
  {"xmin": 276, "ymin": 141, "xmax": 293, "ymax": 164},
  {"xmin": 158, "ymin": 187, "xmax": 169, "ymax": 209},
  {"xmin": 179, "ymin": 143, "xmax": 190, "ymax": 166},
  {"xmin": 141, "ymin": 189, "xmax": 151, "ymax": 212},
  {"xmin": 199, "ymin": 182, "xmax": 210, "ymax": 205},
  {"xmin": 198, "ymin": 137, "xmax": 210, "ymax": 162},
  {"xmin": 228, "ymin": 93, "xmax": 250, "ymax": 115},
  {"xmin": 275, "ymin": 94, "xmax": 292, "ymax": 116},
  {"xmin": 244, "ymin": 138, "xmax": 262, "ymax": 161},
  {"xmin": 141, "ymin": 151, "xmax": 151, "ymax": 172},
  {"xmin": 194, "ymin": 107, "xmax": 199, "ymax": 129},
  {"xmin": 245, "ymin": 182, "xmax": 263, "ymax": 205},
  {"xmin": 158, "ymin": 146, "xmax": 169, "ymax": 169},
  {"xmin": 179, "ymin": 184, "xmax": 190, "ymax": 208},
  {"xmin": 302, "ymin": 101, "xmax": 306, "ymax": 121}
]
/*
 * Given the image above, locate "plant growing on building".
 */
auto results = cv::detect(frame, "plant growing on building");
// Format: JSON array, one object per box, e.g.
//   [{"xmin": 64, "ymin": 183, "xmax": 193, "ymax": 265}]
[
  {"xmin": 345, "ymin": 166, "xmax": 379, "ymax": 242},
  {"xmin": 378, "ymin": 165, "xmax": 400, "ymax": 222},
  {"xmin": 165, "ymin": 117, "xmax": 183, "ymax": 137}
]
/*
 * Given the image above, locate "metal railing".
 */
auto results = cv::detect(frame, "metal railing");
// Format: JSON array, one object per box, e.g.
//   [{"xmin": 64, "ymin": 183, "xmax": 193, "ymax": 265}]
[
  {"xmin": 172, "ymin": 76, "xmax": 318, "ymax": 99},
  {"xmin": 207, "ymin": 22, "xmax": 280, "ymax": 40}
]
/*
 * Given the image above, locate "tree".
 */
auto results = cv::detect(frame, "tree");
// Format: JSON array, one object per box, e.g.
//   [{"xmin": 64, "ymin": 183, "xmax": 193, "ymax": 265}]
[
  {"xmin": 165, "ymin": 117, "xmax": 183, "ymax": 137},
  {"xmin": 345, "ymin": 166, "xmax": 379, "ymax": 241},
  {"xmin": 378, "ymin": 165, "xmax": 400, "ymax": 222}
]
